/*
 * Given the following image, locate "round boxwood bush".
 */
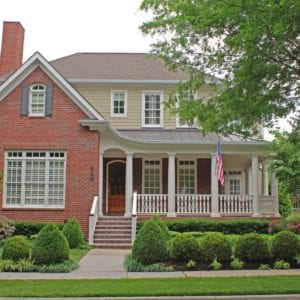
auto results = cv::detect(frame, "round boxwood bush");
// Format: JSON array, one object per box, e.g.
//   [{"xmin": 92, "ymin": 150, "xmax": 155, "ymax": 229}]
[
  {"xmin": 169, "ymin": 233, "xmax": 200, "ymax": 261},
  {"xmin": 62, "ymin": 218, "xmax": 84, "ymax": 248},
  {"xmin": 271, "ymin": 231, "xmax": 300, "ymax": 262},
  {"xmin": 200, "ymin": 232, "xmax": 232, "ymax": 262},
  {"xmin": 2, "ymin": 235, "xmax": 30, "ymax": 261},
  {"xmin": 32, "ymin": 223, "xmax": 69, "ymax": 265},
  {"xmin": 234, "ymin": 233, "xmax": 270, "ymax": 262},
  {"xmin": 132, "ymin": 219, "xmax": 168, "ymax": 265}
]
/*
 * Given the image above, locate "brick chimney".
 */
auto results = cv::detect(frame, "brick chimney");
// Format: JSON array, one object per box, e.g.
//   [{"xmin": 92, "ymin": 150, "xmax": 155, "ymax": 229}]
[{"xmin": 0, "ymin": 21, "xmax": 25, "ymax": 76}]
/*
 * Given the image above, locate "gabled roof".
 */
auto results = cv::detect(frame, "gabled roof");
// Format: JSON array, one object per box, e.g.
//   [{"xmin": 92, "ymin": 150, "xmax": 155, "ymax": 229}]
[
  {"xmin": 0, "ymin": 52, "xmax": 105, "ymax": 121},
  {"xmin": 51, "ymin": 53, "xmax": 189, "ymax": 82}
]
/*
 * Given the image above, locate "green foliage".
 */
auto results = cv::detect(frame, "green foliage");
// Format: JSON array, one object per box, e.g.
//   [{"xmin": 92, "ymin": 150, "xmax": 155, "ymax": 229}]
[
  {"xmin": 280, "ymin": 213, "xmax": 300, "ymax": 234},
  {"xmin": 271, "ymin": 231, "xmax": 300, "ymax": 262},
  {"xmin": 62, "ymin": 218, "xmax": 84, "ymax": 249},
  {"xmin": 0, "ymin": 259, "xmax": 35, "ymax": 272},
  {"xmin": 37, "ymin": 260, "xmax": 78, "ymax": 273},
  {"xmin": 132, "ymin": 219, "xmax": 168, "ymax": 265},
  {"xmin": 258, "ymin": 264, "xmax": 271, "ymax": 270},
  {"xmin": 295, "ymin": 254, "xmax": 300, "ymax": 265},
  {"xmin": 32, "ymin": 223, "xmax": 69, "ymax": 265},
  {"xmin": 186, "ymin": 259, "xmax": 197, "ymax": 270},
  {"xmin": 274, "ymin": 260, "xmax": 291, "ymax": 270},
  {"xmin": 269, "ymin": 121, "xmax": 300, "ymax": 201},
  {"xmin": 0, "ymin": 216, "xmax": 15, "ymax": 240},
  {"xmin": 199, "ymin": 232, "xmax": 232, "ymax": 262},
  {"xmin": 2, "ymin": 235, "xmax": 30, "ymax": 261},
  {"xmin": 123, "ymin": 255, "xmax": 174, "ymax": 272},
  {"xmin": 278, "ymin": 184, "xmax": 293, "ymax": 217},
  {"xmin": 234, "ymin": 233, "xmax": 270, "ymax": 262},
  {"xmin": 151, "ymin": 216, "xmax": 171, "ymax": 240},
  {"xmin": 14, "ymin": 221, "xmax": 63, "ymax": 237},
  {"xmin": 168, "ymin": 233, "xmax": 200, "ymax": 261},
  {"xmin": 230, "ymin": 258, "xmax": 244, "ymax": 270},
  {"xmin": 140, "ymin": 0, "xmax": 299, "ymax": 136},
  {"xmin": 140, "ymin": 219, "xmax": 269, "ymax": 235},
  {"xmin": 209, "ymin": 259, "xmax": 222, "ymax": 271}
]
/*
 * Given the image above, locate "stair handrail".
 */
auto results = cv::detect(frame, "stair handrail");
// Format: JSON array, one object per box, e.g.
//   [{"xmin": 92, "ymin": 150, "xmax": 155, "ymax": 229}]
[
  {"xmin": 89, "ymin": 195, "xmax": 99, "ymax": 244},
  {"xmin": 131, "ymin": 191, "xmax": 138, "ymax": 244}
]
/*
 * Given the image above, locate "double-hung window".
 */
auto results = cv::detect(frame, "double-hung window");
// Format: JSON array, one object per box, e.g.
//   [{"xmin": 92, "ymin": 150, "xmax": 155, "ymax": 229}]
[
  {"xmin": 29, "ymin": 84, "xmax": 46, "ymax": 116},
  {"xmin": 4, "ymin": 151, "xmax": 66, "ymax": 208},
  {"xmin": 142, "ymin": 91, "xmax": 163, "ymax": 127},
  {"xmin": 143, "ymin": 160, "xmax": 161, "ymax": 194},
  {"xmin": 111, "ymin": 91, "xmax": 127, "ymax": 117},
  {"xmin": 178, "ymin": 160, "xmax": 196, "ymax": 194},
  {"xmin": 176, "ymin": 91, "xmax": 197, "ymax": 128}
]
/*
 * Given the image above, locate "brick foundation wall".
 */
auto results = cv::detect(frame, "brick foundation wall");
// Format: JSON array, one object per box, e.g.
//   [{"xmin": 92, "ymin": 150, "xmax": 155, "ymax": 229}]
[{"xmin": 0, "ymin": 67, "xmax": 99, "ymax": 238}]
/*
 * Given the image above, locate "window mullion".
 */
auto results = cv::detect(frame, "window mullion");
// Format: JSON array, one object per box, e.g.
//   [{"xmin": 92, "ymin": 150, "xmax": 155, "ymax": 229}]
[
  {"xmin": 45, "ymin": 154, "xmax": 50, "ymax": 207},
  {"xmin": 21, "ymin": 155, "xmax": 26, "ymax": 207}
]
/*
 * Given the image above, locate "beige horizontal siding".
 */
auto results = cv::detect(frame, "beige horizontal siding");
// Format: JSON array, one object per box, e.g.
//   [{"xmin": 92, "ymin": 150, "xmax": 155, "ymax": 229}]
[{"xmin": 74, "ymin": 83, "xmax": 213, "ymax": 129}]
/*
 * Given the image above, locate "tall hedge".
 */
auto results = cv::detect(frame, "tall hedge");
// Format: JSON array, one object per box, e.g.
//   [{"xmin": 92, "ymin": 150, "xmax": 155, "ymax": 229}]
[
  {"xmin": 138, "ymin": 219, "xmax": 269, "ymax": 234},
  {"xmin": 32, "ymin": 223, "xmax": 69, "ymax": 265},
  {"xmin": 14, "ymin": 221, "xmax": 63, "ymax": 237}
]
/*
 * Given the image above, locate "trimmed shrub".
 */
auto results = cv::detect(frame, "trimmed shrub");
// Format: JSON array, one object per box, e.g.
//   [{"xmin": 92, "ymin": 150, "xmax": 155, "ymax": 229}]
[
  {"xmin": 151, "ymin": 216, "xmax": 171, "ymax": 240},
  {"xmin": 200, "ymin": 232, "xmax": 232, "ymax": 262},
  {"xmin": 2, "ymin": 235, "xmax": 30, "ymax": 261},
  {"xmin": 168, "ymin": 233, "xmax": 200, "ymax": 261},
  {"xmin": 32, "ymin": 223, "xmax": 69, "ymax": 265},
  {"xmin": 271, "ymin": 231, "xmax": 300, "ymax": 262},
  {"xmin": 62, "ymin": 218, "xmax": 84, "ymax": 248},
  {"xmin": 138, "ymin": 219, "xmax": 269, "ymax": 234},
  {"xmin": 132, "ymin": 219, "xmax": 168, "ymax": 265},
  {"xmin": 0, "ymin": 216, "xmax": 15, "ymax": 240},
  {"xmin": 234, "ymin": 233, "xmax": 270, "ymax": 262},
  {"xmin": 14, "ymin": 221, "xmax": 63, "ymax": 237}
]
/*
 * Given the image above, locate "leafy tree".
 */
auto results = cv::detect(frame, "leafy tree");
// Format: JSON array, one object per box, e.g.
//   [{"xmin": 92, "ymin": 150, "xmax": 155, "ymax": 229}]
[
  {"xmin": 140, "ymin": 0, "xmax": 300, "ymax": 136},
  {"xmin": 269, "ymin": 118, "xmax": 300, "ymax": 203}
]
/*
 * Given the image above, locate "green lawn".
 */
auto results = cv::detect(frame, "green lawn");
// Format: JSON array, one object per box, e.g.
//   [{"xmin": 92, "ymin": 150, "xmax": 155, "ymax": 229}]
[{"xmin": 0, "ymin": 276, "xmax": 299, "ymax": 297}]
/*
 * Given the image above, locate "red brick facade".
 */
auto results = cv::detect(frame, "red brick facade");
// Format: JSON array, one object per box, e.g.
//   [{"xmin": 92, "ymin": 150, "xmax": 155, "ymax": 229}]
[{"xmin": 0, "ymin": 67, "xmax": 100, "ymax": 237}]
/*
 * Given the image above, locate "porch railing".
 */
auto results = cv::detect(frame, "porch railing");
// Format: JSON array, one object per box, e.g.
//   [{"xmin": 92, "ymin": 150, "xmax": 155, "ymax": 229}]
[
  {"xmin": 259, "ymin": 195, "xmax": 275, "ymax": 213},
  {"xmin": 137, "ymin": 194, "xmax": 168, "ymax": 213},
  {"xmin": 131, "ymin": 191, "xmax": 138, "ymax": 244},
  {"xmin": 176, "ymin": 194, "xmax": 211, "ymax": 214},
  {"xmin": 219, "ymin": 194, "xmax": 253, "ymax": 214},
  {"xmin": 88, "ymin": 195, "xmax": 99, "ymax": 244}
]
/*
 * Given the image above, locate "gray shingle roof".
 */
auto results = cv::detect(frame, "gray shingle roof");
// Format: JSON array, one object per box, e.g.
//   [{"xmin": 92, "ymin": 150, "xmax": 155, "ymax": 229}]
[
  {"xmin": 51, "ymin": 53, "xmax": 189, "ymax": 81},
  {"xmin": 117, "ymin": 129, "xmax": 264, "ymax": 144}
]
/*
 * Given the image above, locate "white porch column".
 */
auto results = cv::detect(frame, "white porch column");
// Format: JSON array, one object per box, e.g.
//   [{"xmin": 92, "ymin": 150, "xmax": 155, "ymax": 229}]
[
  {"xmin": 263, "ymin": 161, "xmax": 269, "ymax": 196},
  {"xmin": 210, "ymin": 154, "xmax": 220, "ymax": 217},
  {"xmin": 167, "ymin": 153, "xmax": 176, "ymax": 217},
  {"xmin": 252, "ymin": 155, "xmax": 260, "ymax": 216},
  {"xmin": 98, "ymin": 152, "xmax": 103, "ymax": 216},
  {"xmin": 125, "ymin": 153, "xmax": 133, "ymax": 217},
  {"xmin": 271, "ymin": 173, "xmax": 280, "ymax": 217}
]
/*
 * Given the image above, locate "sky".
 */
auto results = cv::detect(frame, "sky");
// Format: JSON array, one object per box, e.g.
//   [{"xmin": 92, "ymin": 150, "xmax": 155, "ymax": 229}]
[
  {"xmin": 1, "ymin": 0, "xmax": 292, "ymax": 138},
  {"xmin": 1, "ymin": 0, "xmax": 153, "ymax": 61}
]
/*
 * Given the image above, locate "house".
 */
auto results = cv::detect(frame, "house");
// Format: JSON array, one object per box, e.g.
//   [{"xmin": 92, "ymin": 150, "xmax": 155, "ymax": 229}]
[{"xmin": 0, "ymin": 22, "xmax": 279, "ymax": 247}]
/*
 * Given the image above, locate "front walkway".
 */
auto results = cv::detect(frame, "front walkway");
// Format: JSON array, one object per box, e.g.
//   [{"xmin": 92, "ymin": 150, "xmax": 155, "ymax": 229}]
[{"xmin": 0, "ymin": 249, "xmax": 300, "ymax": 279}]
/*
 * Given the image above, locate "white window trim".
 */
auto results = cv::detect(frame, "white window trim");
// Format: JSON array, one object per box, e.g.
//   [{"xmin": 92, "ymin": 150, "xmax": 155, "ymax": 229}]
[
  {"xmin": 3, "ymin": 151, "xmax": 66, "ymax": 209},
  {"xmin": 110, "ymin": 90, "xmax": 128, "ymax": 117},
  {"xmin": 177, "ymin": 159, "xmax": 197, "ymax": 194},
  {"xmin": 142, "ymin": 158, "xmax": 162, "ymax": 194},
  {"xmin": 29, "ymin": 84, "xmax": 46, "ymax": 117},
  {"xmin": 176, "ymin": 91, "xmax": 198, "ymax": 128},
  {"xmin": 142, "ymin": 90, "xmax": 164, "ymax": 128},
  {"xmin": 224, "ymin": 168, "xmax": 245, "ymax": 195}
]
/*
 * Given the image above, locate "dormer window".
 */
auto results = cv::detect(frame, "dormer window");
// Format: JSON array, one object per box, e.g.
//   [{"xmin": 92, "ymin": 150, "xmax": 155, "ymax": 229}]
[{"xmin": 29, "ymin": 84, "xmax": 46, "ymax": 116}]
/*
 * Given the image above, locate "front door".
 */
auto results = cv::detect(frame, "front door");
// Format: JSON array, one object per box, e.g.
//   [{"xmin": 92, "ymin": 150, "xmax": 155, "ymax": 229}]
[{"xmin": 108, "ymin": 161, "xmax": 125, "ymax": 213}]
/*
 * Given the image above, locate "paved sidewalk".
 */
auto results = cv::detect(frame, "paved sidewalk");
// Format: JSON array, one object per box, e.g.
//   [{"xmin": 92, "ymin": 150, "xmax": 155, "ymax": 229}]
[{"xmin": 0, "ymin": 248, "xmax": 300, "ymax": 280}]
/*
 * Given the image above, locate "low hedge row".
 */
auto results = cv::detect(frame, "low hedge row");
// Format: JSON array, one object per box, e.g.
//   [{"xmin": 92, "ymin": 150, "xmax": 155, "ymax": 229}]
[
  {"xmin": 14, "ymin": 221, "xmax": 63, "ymax": 237},
  {"xmin": 138, "ymin": 219, "xmax": 269, "ymax": 235}
]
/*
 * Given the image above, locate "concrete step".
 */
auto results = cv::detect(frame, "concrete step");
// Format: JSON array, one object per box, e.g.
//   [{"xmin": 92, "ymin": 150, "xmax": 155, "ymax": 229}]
[{"xmin": 93, "ymin": 244, "xmax": 132, "ymax": 249}]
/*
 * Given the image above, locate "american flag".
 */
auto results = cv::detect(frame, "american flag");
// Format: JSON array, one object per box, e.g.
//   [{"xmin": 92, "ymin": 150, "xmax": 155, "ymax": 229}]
[{"xmin": 217, "ymin": 141, "xmax": 225, "ymax": 187}]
